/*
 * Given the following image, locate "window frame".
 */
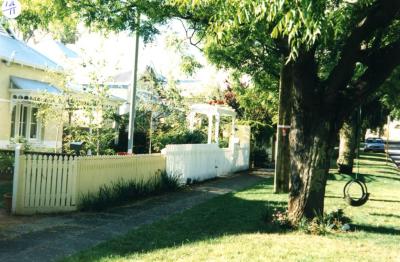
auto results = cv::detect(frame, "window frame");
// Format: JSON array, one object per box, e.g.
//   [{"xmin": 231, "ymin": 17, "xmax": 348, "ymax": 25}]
[{"xmin": 10, "ymin": 103, "xmax": 42, "ymax": 142}]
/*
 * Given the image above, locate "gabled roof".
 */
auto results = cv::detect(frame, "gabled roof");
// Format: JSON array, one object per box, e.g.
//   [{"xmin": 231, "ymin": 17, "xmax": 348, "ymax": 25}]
[
  {"xmin": 10, "ymin": 76, "xmax": 61, "ymax": 94},
  {"xmin": 32, "ymin": 39, "xmax": 79, "ymax": 66},
  {"xmin": 54, "ymin": 41, "xmax": 79, "ymax": 59},
  {"xmin": 0, "ymin": 25, "xmax": 62, "ymax": 71}
]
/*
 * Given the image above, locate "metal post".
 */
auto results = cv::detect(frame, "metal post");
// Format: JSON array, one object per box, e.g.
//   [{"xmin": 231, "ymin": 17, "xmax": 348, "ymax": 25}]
[
  {"xmin": 127, "ymin": 12, "xmax": 141, "ymax": 154},
  {"xmin": 149, "ymin": 111, "xmax": 153, "ymax": 154},
  {"xmin": 386, "ymin": 115, "xmax": 390, "ymax": 165}
]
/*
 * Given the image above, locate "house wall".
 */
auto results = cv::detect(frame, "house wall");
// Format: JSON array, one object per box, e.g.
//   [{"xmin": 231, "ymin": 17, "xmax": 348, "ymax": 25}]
[{"xmin": 0, "ymin": 62, "xmax": 63, "ymax": 151}]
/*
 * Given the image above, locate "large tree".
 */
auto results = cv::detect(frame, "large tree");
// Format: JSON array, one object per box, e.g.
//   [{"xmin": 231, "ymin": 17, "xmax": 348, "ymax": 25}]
[
  {"xmin": 21, "ymin": 0, "xmax": 400, "ymax": 224},
  {"xmin": 179, "ymin": 0, "xmax": 400, "ymax": 223}
]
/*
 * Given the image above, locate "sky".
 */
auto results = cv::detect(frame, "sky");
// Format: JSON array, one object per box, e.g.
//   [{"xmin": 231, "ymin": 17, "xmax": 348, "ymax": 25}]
[{"xmin": 66, "ymin": 20, "xmax": 228, "ymax": 86}]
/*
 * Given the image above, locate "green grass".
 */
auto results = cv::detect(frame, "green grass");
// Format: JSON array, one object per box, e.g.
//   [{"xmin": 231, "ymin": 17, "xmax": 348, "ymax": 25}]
[
  {"xmin": 0, "ymin": 180, "xmax": 12, "ymax": 209},
  {"xmin": 63, "ymin": 152, "xmax": 400, "ymax": 262}
]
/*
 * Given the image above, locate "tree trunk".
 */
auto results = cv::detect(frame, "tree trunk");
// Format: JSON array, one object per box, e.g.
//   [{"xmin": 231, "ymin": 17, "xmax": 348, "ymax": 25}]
[
  {"xmin": 287, "ymin": 55, "xmax": 336, "ymax": 224},
  {"xmin": 337, "ymin": 115, "xmax": 357, "ymax": 174},
  {"xmin": 274, "ymin": 63, "xmax": 292, "ymax": 193},
  {"xmin": 288, "ymin": 114, "xmax": 333, "ymax": 223}
]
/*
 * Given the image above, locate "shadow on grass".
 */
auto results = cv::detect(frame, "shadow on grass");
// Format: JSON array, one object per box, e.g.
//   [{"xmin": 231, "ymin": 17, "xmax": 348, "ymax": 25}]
[
  {"xmin": 66, "ymin": 181, "xmax": 287, "ymax": 261},
  {"xmin": 329, "ymin": 171, "xmax": 400, "ymax": 183},
  {"xmin": 352, "ymin": 224, "xmax": 400, "ymax": 235},
  {"xmin": 326, "ymin": 195, "xmax": 400, "ymax": 203},
  {"xmin": 358, "ymin": 153, "xmax": 387, "ymax": 161},
  {"xmin": 370, "ymin": 213, "xmax": 400, "ymax": 219},
  {"xmin": 362, "ymin": 173, "xmax": 400, "ymax": 182}
]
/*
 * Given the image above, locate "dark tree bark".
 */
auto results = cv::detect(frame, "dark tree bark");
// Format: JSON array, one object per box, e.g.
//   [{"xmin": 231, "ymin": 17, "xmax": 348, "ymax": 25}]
[
  {"xmin": 274, "ymin": 62, "xmax": 293, "ymax": 193},
  {"xmin": 337, "ymin": 115, "xmax": 357, "ymax": 174},
  {"xmin": 286, "ymin": 50, "xmax": 337, "ymax": 222}
]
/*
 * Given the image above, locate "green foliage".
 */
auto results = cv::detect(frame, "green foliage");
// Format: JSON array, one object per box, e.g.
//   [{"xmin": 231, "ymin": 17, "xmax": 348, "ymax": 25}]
[
  {"xmin": 180, "ymin": 55, "xmax": 203, "ymax": 76},
  {"xmin": 0, "ymin": 151, "xmax": 14, "ymax": 176},
  {"xmin": 8, "ymin": 0, "xmax": 79, "ymax": 42},
  {"xmin": 78, "ymin": 170, "xmax": 182, "ymax": 211},
  {"xmin": 264, "ymin": 207, "xmax": 292, "ymax": 230},
  {"xmin": 152, "ymin": 129, "xmax": 207, "ymax": 152},
  {"xmin": 63, "ymin": 126, "xmax": 116, "ymax": 156},
  {"xmin": 297, "ymin": 209, "xmax": 352, "ymax": 235},
  {"xmin": 252, "ymin": 148, "xmax": 269, "ymax": 167}
]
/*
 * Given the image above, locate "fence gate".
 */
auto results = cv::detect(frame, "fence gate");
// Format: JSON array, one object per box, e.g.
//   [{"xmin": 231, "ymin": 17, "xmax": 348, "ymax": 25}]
[{"xmin": 13, "ymin": 154, "xmax": 77, "ymax": 215}]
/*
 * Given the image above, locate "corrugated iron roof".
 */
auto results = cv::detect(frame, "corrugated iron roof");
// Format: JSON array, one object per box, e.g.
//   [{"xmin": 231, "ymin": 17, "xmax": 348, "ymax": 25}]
[
  {"xmin": 0, "ymin": 25, "xmax": 62, "ymax": 71},
  {"xmin": 10, "ymin": 76, "xmax": 61, "ymax": 94}
]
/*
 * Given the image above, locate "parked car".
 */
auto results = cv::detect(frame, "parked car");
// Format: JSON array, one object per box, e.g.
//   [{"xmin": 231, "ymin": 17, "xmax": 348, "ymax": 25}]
[{"xmin": 364, "ymin": 137, "xmax": 385, "ymax": 152}]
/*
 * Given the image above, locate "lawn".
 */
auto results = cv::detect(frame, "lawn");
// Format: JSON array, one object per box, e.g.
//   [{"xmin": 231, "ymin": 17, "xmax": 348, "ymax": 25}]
[{"xmin": 63, "ymin": 153, "xmax": 400, "ymax": 262}]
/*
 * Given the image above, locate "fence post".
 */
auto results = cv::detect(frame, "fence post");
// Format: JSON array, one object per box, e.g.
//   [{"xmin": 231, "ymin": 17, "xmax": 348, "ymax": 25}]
[{"xmin": 12, "ymin": 143, "xmax": 23, "ymax": 214}]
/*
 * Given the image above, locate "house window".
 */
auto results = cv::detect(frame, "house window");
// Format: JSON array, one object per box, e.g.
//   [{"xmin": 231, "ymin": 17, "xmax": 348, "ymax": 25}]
[
  {"xmin": 18, "ymin": 105, "xmax": 28, "ymax": 137},
  {"xmin": 11, "ymin": 106, "xmax": 16, "ymax": 138},
  {"xmin": 10, "ymin": 104, "xmax": 41, "ymax": 141},
  {"xmin": 30, "ymin": 108, "xmax": 38, "ymax": 139}
]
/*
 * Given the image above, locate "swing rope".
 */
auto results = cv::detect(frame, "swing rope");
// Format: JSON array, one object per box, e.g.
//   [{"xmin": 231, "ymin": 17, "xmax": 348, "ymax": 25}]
[{"xmin": 343, "ymin": 106, "xmax": 369, "ymax": 207}]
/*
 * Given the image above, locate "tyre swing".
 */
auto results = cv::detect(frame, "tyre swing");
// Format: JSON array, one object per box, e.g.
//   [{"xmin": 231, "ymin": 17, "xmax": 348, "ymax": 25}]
[
  {"xmin": 343, "ymin": 177, "xmax": 369, "ymax": 206},
  {"xmin": 343, "ymin": 107, "xmax": 369, "ymax": 207}
]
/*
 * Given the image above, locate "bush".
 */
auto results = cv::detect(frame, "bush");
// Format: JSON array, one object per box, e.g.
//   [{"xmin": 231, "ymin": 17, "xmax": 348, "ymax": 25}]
[
  {"xmin": 78, "ymin": 170, "xmax": 182, "ymax": 211},
  {"xmin": 0, "ymin": 151, "xmax": 14, "ymax": 176},
  {"xmin": 152, "ymin": 128, "xmax": 207, "ymax": 152},
  {"xmin": 297, "ymin": 209, "xmax": 352, "ymax": 235},
  {"xmin": 264, "ymin": 208, "xmax": 351, "ymax": 234},
  {"xmin": 264, "ymin": 207, "xmax": 292, "ymax": 230},
  {"xmin": 252, "ymin": 148, "xmax": 269, "ymax": 167}
]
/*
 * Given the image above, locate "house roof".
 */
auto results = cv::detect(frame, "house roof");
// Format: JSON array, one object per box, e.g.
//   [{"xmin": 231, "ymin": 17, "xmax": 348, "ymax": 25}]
[
  {"xmin": 0, "ymin": 26, "xmax": 62, "ymax": 71},
  {"xmin": 54, "ymin": 41, "xmax": 79, "ymax": 59},
  {"xmin": 10, "ymin": 76, "xmax": 61, "ymax": 94},
  {"xmin": 31, "ymin": 39, "xmax": 79, "ymax": 66}
]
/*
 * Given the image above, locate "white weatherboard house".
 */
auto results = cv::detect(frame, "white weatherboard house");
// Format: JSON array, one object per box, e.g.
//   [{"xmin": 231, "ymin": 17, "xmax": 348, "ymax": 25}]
[{"xmin": 0, "ymin": 25, "xmax": 64, "ymax": 150}]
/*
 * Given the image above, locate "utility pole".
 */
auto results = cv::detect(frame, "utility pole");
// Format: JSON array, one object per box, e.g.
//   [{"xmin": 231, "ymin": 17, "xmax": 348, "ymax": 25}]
[
  {"xmin": 127, "ymin": 12, "xmax": 140, "ymax": 154},
  {"xmin": 386, "ymin": 115, "xmax": 390, "ymax": 165},
  {"xmin": 274, "ymin": 62, "xmax": 292, "ymax": 194}
]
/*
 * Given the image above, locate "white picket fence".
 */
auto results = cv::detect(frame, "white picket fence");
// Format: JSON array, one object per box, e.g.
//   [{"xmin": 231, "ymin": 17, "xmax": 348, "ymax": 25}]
[
  {"xmin": 11, "ymin": 125, "xmax": 251, "ymax": 215},
  {"xmin": 22, "ymin": 155, "xmax": 77, "ymax": 213},
  {"xmin": 12, "ymin": 151, "xmax": 166, "ymax": 215}
]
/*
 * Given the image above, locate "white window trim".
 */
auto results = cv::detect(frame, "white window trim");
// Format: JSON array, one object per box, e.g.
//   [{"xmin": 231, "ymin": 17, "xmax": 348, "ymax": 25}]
[{"xmin": 11, "ymin": 103, "xmax": 42, "ymax": 142}]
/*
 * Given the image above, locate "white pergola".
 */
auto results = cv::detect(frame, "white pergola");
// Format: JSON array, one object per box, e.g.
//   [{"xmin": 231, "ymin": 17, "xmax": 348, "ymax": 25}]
[{"xmin": 188, "ymin": 103, "xmax": 237, "ymax": 145}]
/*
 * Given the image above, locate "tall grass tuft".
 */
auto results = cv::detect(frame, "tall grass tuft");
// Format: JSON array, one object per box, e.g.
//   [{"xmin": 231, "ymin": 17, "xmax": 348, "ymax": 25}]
[{"xmin": 78, "ymin": 170, "xmax": 182, "ymax": 211}]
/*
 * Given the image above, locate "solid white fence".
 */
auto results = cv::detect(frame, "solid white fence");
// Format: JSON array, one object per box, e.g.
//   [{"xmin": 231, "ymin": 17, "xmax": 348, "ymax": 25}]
[{"xmin": 164, "ymin": 143, "xmax": 250, "ymax": 183}]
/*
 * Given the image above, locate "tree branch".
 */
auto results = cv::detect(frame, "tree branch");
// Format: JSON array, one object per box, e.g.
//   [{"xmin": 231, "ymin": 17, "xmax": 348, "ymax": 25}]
[
  {"xmin": 340, "ymin": 39, "xmax": 400, "ymax": 117},
  {"xmin": 324, "ymin": 0, "xmax": 400, "ymax": 104}
]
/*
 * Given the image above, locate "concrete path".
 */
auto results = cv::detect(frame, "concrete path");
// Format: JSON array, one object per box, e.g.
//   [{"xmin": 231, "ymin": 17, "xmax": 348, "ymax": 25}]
[
  {"xmin": 387, "ymin": 141, "xmax": 400, "ymax": 167},
  {"xmin": 0, "ymin": 171, "xmax": 270, "ymax": 262}
]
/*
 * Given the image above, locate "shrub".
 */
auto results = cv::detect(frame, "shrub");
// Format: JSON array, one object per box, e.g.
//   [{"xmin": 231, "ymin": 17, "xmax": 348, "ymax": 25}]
[
  {"xmin": 297, "ymin": 209, "xmax": 352, "ymax": 235},
  {"xmin": 152, "ymin": 128, "xmax": 207, "ymax": 152},
  {"xmin": 0, "ymin": 151, "xmax": 14, "ymax": 176},
  {"xmin": 264, "ymin": 208, "xmax": 351, "ymax": 234},
  {"xmin": 264, "ymin": 207, "xmax": 292, "ymax": 230},
  {"xmin": 78, "ymin": 170, "xmax": 182, "ymax": 211}
]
